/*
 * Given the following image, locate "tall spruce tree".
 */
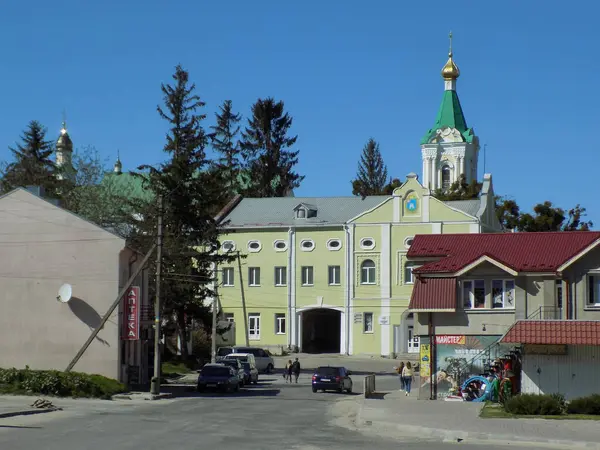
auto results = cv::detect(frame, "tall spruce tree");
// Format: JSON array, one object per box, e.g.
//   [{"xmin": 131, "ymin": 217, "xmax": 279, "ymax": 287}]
[
  {"xmin": 2, "ymin": 120, "xmax": 60, "ymax": 195},
  {"xmin": 129, "ymin": 65, "xmax": 234, "ymax": 358},
  {"xmin": 351, "ymin": 138, "xmax": 389, "ymax": 198},
  {"xmin": 240, "ymin": 97, "xmax": 304, "ymax": 197},
  {"xmin": 209, "ymin": 100, "xmax": 242, "ymax": 201}
]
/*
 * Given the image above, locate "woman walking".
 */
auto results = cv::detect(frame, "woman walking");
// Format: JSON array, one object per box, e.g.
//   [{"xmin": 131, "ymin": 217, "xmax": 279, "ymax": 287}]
[
  {"xmin": 395, "ymin": 362, "xmax": 405, "ymax": 391},
  {"xmin": 286, "ymin": 359, "xmax": 293, "ymax": 383},
  {"xmin": 402, "ymin": 362, "xmax": 414, "ymax": 396}
]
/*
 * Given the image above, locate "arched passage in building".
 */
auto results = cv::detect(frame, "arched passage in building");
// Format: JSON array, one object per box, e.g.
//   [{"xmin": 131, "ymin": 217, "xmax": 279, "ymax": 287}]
[{"xmin": 300, "ymin": 308, "xmax": 341, "ymax": 354}]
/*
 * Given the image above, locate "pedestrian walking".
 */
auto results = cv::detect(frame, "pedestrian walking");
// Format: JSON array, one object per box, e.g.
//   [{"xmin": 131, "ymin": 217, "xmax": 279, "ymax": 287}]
[
  {"xmin": 402, "ymin": 362, "xmax": 414, "ymax": 396},
  {"xmin": 286, "ymin": 359, "xmax": 293, "ymax": 383},
  {"xmin": 291, "ymin": 357, "xmax": 301, "ymax": 383},
  {"xmin": 395, "ymin": 362, "xmax": 405, "ymax": 391}
]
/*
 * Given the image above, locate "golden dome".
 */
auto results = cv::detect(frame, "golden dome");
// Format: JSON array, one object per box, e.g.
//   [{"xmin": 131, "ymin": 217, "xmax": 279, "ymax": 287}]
[{"xmin": 441, "ymin": 52, "xmax": 460, "ymax": 80}]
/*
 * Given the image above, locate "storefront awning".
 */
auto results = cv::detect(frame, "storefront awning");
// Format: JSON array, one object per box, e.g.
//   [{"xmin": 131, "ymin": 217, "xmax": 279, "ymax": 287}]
[
  {"xmin": 408, "ymin": 277, "xmax": 456, "ymax": 312},
  {"xmin": 501, "ymin": 320, "xmax": 600, "ymax": 345}
]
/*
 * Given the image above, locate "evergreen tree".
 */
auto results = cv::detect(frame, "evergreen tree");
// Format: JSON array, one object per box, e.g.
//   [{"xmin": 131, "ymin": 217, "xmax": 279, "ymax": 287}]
[
  {"xmin": 209, "ymin": 100, "xmax": 242, "ymax": 201},
  {"xmin": 240, "ymin": 97, "xmax": 303, "ymax": 197},
  {"xmin": 351, "ymin": 138, "xmax": 389, "ymax": 198},
  {"xmin": 1, "ymin": 120, "xmax": 60, "ymax": 195},
  {"xmin": 129, "ymin": 65, "xmax": 234, "ymax": 359}
]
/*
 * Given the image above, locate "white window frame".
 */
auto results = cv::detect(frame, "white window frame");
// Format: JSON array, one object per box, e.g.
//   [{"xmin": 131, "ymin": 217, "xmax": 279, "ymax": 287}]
[
  {"xmin": 360, "ymin": 259, "xmax": 376, "ymax": 285},
  {"xmin": 300, "ymin": 239, "xmax": 315, "ymax": 252},
  {"xmin": 222, "ymin": 267, "xmax": 234, "ymax": 287},
  {"xmin": 249, "ymin": 314, "xmax": 261, "ymax": 340},
  {"xmin": 587, "ymin": 274, "xmax": 600, "ymax": 307},
  {"xmin": 328, "ymin": 265, "xmax": 341, "ymax": 285},
  {"xmin": 301, "ymin": 266, "xmax": 314, "ymax": 286},
  {"xmin": 359, "ymin": 237, "xmax": 376, "ymax": 250},
  {"xmin": 363, "ymin": 312, "xmax": 374, "ymax": 333},
  {"xmin": 248, "ymin": 267, "xmax": 261, "ymax": 286},
  {"xmin": 404, "ymin": 236, "xmax": 414, "ymax": 249},
  {"xmin": 462, "ymin": 279, "xmax": 486, "ymax": 309},
  {"xmin": 273, "ymin": 240, "xmax": 288, "ymax": 252},
  {"xmin": 326, "ymin": 238, "xmax": 342, "ymax": 251},
  {"xmin": 247, "ymin": 240, "xmax": 262, "ymax": 253},
  {"xmin": 221, "ymin": 240, "xmax": 236, "ymax": 252},
  {"xmin": 274, "ymin": 266, "xmax": 287, "ymax": 287},
  {"xmin": 403, "ymin": 262, "xmax": 420, "ymax": 285},
  {"xmin": 275, "ymin": 313, "xmax": 286, "ymax": 335},
  {"xmin": 491, "ymin": 279, "xmax": 516, "ymax": 309},
  {"xmin": 224, "ymin": 313, "xmax": 234, "ymax": 323}
]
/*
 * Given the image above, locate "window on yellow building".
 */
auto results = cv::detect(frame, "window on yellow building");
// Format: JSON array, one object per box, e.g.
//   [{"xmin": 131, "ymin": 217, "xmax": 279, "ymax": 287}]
[
  {"xmin": 222, "ymin": 267, "xmax": 234, "ymax": 287},
  {"xmin": 275, "ymin": 314, "xmax": 286, "ymax": 334},
  {"xmin": 301, "ymin": 266, "xmax": 314, "ymax": 286},
  {"xmin": 248, "ymin": 267, "xmax": 261, "ymax": 286},
  {"xmin": 328, "ymin": 265, "xmax": 341, "ymax": 285},
  {"xmin": 360, "ymin": 260, "xmax": 376, "ymax": 284},
  {"xmin": 274, "ymin": 267, "xmax": 287, "ymax": 286}
]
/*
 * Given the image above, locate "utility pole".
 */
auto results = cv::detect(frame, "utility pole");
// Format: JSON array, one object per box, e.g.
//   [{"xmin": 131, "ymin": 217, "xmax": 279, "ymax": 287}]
[
  {"xmin": 150, "ymin": 195, "xmax": 164, "ymax": 395},
  {"xmin": 211, "ymin": 282, "xmax": 220, "ymax": 363},
  {"xmin": 237, "ymin": 251, "xmax": 249, "ymax": 346}
]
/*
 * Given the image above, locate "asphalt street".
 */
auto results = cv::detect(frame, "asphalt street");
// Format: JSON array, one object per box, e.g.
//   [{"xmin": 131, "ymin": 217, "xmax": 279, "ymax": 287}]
[{"xmin": 0, "ymin": 374, "xmax": 549, "ymax": 450}]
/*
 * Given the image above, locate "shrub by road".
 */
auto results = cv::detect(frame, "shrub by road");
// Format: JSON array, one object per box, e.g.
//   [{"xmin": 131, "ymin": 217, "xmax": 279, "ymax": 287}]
[{"xmin": 0, "ymin": 366, "xmax": 125, "ymax": 399}]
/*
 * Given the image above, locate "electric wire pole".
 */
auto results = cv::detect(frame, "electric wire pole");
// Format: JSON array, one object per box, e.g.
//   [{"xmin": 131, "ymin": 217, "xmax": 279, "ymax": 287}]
[
  {"xmin": 150, "ymin": 195, "xmax": 164, "ymax": 395},
  {"xmin": 237, "ymin": 251, "xmax": 249, "ymax": 346},
  {"xmin": 211, "ymin": 282, "xmax": 220, "ymax": 363}
]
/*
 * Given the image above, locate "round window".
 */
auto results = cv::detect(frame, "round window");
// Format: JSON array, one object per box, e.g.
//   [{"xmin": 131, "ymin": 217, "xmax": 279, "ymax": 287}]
[
  {"xmin": 275, "ymin": 241, "xmax": 286, "ymax": 249},
  {"xmin": 302, "ymin": 240, "xmax": 314, "ymax": 249},
  {"xmin": 249, "ymin": 242, "xmax": 260, "ymax": 250},
  {"xmin": 362, "ymin": 239, "xmax": 373, "ymax": 247},
  {"xmin": 329, "ymin": 240, "xmax": 340, "ymax": 248},
  {"xmin": 222, "ymin": 242, "xmax": 234, "ymax": 251}
]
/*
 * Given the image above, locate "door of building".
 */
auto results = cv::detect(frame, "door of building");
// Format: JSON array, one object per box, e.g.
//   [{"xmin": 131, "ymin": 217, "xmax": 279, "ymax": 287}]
[{"xmin": 407, "ymin": 326, "xmax": 420, "ymax": 353}]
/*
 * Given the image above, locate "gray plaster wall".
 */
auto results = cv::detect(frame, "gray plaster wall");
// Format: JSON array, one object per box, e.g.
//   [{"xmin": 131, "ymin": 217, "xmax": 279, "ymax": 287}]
[{"xmin": 0, "ymin": 189, "xmax": 126, "ymax": 380}]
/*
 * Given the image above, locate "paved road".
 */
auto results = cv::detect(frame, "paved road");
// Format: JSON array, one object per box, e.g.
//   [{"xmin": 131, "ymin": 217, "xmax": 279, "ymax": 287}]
[{"xmin": 0, "ymin": 375, "xmax": 549, "ymax": 450}]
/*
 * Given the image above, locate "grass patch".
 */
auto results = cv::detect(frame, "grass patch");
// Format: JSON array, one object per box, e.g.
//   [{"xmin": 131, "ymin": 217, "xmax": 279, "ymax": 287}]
[
  {"xmin": 480, "ymin": 402, "xmax": 600, "ymax": 420},
  {"xmin": 0, "ymin": 367, "xmax": 125, "ymax": 399},
  {"xmin": 162, "ymin": 361, "xmax": 194, "ymax": 377}
]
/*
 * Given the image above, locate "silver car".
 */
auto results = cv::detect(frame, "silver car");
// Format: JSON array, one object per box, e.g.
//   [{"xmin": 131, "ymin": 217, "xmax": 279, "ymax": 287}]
[{"xmin": 217, "ymin": 346, "xmax": 275, "ymax": 373}]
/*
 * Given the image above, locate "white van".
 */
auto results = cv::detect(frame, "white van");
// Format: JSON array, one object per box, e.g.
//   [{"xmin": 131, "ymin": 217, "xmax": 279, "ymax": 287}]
[{"xmin": 217, "ymin": 346, "xmax": 275, "ymax": 373}]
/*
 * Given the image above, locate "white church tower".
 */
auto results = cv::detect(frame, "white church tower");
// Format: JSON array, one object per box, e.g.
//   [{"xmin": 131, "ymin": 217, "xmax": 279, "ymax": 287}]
[
  {"xmin": 55, "ymin": 120, "xmax": 75, "ymax": 181},
  {"xmin": 420, "ymin": 33, "xmax": 480, "ymax": 191}
]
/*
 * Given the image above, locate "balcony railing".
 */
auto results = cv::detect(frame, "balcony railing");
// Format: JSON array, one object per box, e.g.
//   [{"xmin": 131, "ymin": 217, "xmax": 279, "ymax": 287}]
[{"xmin": 527, "ymin": 306, "xmax": 563, "ymax": 320}]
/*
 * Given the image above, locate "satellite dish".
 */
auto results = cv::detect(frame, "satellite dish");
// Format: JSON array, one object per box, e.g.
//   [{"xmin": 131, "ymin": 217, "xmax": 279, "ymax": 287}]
[{"xmin": 57, "ymin": 284, "xmax": 72, "ymax": 303}]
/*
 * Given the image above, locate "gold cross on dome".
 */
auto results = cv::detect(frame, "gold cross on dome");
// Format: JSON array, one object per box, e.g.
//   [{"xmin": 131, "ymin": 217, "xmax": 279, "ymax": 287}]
[{"xmin": 448, "ymin": 31, "xmax": 453, "ymax": 55}]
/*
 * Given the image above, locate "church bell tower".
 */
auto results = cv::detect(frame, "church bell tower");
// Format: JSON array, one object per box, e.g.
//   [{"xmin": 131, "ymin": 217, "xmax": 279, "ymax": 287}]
[{"xmin": 420, "ymin": 33, "xmax": 480, "ymax": 191}]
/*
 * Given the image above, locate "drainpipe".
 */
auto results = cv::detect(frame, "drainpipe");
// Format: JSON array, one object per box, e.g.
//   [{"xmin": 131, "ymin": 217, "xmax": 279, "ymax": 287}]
[
  {"xmin": 428, "ymin": 311, "xmax": 435, "ymax": 400},
  {"xmin": 287, "ymin": 227, "xmax": 294, "ymax": 349},
  {"xmin": 565, "ymin": 279, "xmax": 570, "ymax": 320},
  {"xmin": 344, "ymin": 224, "xmax": 351, "ymax": 355}
]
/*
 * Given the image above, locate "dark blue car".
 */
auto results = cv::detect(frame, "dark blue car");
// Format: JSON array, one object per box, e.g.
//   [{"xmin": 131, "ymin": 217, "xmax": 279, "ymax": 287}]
[
  {"xmin": 312, "ymin": 366, "xmax": 353, "ymax": 393},
  {"xmin": 197, "ymin": 364, "xmax": 241, "ymax": 393}
]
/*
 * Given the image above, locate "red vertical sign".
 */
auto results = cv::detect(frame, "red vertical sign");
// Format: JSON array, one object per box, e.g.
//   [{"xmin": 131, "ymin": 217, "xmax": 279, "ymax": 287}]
[{"xmin": 123, "ymin": 286, "xmax": 140, "ymax": 340}]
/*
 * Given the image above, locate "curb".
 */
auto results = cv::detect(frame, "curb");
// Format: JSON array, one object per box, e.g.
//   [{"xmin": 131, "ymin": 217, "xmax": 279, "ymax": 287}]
[
  {"xmin": 357, "ymin": 403, "xmax": 600, "ymax": 450},
  {"xmin": 0, "ymin": 408, "xmax": 60, "ymax": 419},
  {"xmin": 112, "ymin": 392, "xmax": 173, "ymax": 401}
]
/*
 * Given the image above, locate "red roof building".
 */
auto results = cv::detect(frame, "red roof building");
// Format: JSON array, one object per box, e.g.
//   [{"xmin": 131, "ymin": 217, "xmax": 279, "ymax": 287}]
[{"xmin": 501, "ymin": 320, "xmax": 600, "ymax": 346}]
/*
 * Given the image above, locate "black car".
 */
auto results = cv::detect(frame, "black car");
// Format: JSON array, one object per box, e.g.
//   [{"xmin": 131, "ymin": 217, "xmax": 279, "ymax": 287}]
[
  {"xmin": 217, "ymin": 359, "xmax": 245, "ymax": 387},
  {"xmin": 312, "ymin": 366, "xmax": 353, "ymax": 393},
  {"xmin": 197, "ymin": 364, "xmax": 241, "ymax": 393}
]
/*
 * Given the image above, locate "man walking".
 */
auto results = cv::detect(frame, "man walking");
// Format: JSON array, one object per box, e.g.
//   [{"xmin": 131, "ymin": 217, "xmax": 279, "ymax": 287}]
[{"xmin": 292, "ymin": 357, "xmax": 301, "ymax": 383}]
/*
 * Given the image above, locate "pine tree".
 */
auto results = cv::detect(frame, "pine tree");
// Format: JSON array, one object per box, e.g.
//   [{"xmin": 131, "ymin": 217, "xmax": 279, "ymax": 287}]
[
  {"xmin": 1, "ymin": 120, "xmax": 60, "ymax": 195},
  {"xmin": 351, "ymin": 138, "xmax": 389, "ymax": 198},
  {"xmin": 209, "ymin": 100, "xmax": 242, "ymax": 200},
  {"xmin": 240, "ymin": 97, "xmax": 304, "ymax": 197},
  {"xmin": 130, "ymin": 65, "xmax": 235, "ymax": 359}
]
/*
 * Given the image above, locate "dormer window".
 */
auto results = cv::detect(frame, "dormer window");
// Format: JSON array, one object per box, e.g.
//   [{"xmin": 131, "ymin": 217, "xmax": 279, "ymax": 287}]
[{"xmin": 294, "ymin": 203, "xmax": 317, "ymax": 219}]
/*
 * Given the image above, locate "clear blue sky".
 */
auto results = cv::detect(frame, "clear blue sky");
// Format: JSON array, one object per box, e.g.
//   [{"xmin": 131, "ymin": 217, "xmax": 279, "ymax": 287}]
[{"xmin": 0, "ymin": 1, "xmax": 597, "ymax": 225}]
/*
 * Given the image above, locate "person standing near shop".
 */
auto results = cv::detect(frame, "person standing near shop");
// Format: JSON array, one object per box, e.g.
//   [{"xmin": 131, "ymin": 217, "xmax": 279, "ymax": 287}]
[{"xmin": 402, "ymin": 362, "xmax": 414, "ymax": 396}]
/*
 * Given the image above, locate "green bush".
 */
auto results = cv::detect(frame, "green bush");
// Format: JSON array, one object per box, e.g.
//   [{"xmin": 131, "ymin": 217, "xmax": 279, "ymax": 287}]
[
  {"xmin": 567, "ymin": 394, "xmax": 600, "ymax": 415},
  {"xmin": 0, "ymin": 366, "xmax": 125, "ymax": 399},
  {"xmin": 504, "ymin": 393, "xmax": 565, "ymax": 416}
]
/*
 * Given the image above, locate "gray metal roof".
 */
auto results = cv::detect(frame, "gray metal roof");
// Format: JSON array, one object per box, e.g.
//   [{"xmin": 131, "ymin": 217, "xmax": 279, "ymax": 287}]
[
  {"xmin": 222, "ymin": 196, "xmax": 482, "ymax": 228},
  {"xmin": 222, "ymin": 196, "xmax": 389, "ymax": 228},
  {"xmin": 444, "ymin": 199, "xmax": 481, "ymax": 218}
]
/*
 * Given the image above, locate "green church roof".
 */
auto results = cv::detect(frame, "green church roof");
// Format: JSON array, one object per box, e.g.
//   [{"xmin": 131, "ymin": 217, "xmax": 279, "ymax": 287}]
[
  {"xmin": 102, "ymin": 172, "xmax": 154, "ymax": 202},
  {"xmin": 420, "ymin": 90, "xmax": 475, "ymax": 144}
]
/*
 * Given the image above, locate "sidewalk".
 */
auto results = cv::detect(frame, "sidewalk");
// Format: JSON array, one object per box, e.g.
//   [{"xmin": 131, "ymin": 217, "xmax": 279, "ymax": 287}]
[
  {"xmin": 0, "ymin": 396, "xmax": 61, "ymax": 419},
  {"xmin": 350, "ymin": 389, "xmax": 600, "ymax": 449}
]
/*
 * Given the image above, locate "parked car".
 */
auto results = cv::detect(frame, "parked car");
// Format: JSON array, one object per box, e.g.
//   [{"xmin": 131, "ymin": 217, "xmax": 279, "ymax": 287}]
[
  {"xmin": 217, "ymin": 346, "xmax": 275, "ymax": 373},
  {"xmin": 311, "ymin": 366, "xmax": 353, "ymax": 394},
  {"xmin": 224, "ymin": 353, "xmax": 259, "ymax": 384},
  {"xmin": 197, "ymin": 364, "xmax": 241, "ymax": 393},
  {"xmin": 217, "ymin": 359, "xmax": 245, "ymax": 387}
]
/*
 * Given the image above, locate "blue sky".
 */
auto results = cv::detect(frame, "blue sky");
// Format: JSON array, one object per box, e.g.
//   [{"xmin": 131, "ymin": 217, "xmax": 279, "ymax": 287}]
[{"xmin": 0, "ymin": 1, "xmax": 597, "ymax": 225}]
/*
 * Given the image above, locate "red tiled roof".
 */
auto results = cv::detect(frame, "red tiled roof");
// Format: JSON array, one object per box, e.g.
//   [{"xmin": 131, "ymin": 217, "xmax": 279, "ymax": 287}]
[
  {"xmin": 407, "ymin": 232, "xmax": 600, "ymax": 275},
  {"xmin": 408, "ymin": 278, "xmax": 456, "ymax": 311},
  {"xmin": 501, "ymin": 320, "xmax": 600, "ymax": 345}
]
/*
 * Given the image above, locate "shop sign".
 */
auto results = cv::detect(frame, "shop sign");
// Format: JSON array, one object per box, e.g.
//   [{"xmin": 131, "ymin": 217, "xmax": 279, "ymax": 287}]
[
  {"xmin": 378, "ymin": 315, "xmax": 390, "ymax": 325},
  {"xmin": 419, "ymin": 344, "xmax": 431, "ymax": 378},
  {"xmin": 435, "ymin": 335, "xmax": 465, "ymax": 345},
  {"xmin": 123, "ymin": 286, "xmax": 140, "ymax": 340}
]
